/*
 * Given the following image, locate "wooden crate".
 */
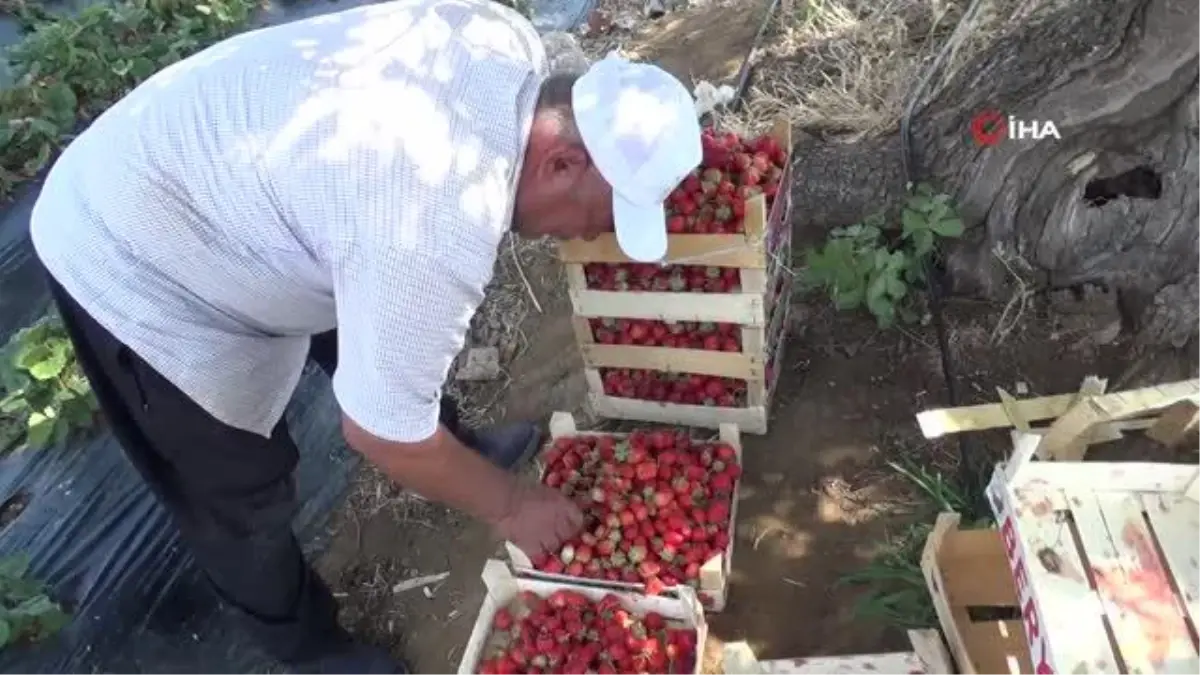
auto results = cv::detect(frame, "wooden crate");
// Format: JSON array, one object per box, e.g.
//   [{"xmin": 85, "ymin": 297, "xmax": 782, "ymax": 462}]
[
  {"xmin": 722, "ymin": 629, "xmax": 954, "ymax": 673},
  {"xmin": 457, "ymin": 560, "xmax": 707, "ymax": 674},
  {"xmin": 505, "ymin": 411, "xmax": 743, "ymax": 612},
  {"xmin": 921, "ymin": 513, "xmax": 1034, "ymax": 673},
  {"xmin": 561, "ymin": 120, "xmax": 796, "ymax": 435},
  {"xmin": 917, "ymin": 377, "xmax": 1200, "ymax": 674}
]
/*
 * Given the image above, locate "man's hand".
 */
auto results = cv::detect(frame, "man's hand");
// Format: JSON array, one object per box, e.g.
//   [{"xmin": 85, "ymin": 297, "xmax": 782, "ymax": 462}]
[
  {"xmin": 492, "ymin": 482, "xmax": 584, "ymax": 558},
  {"xmin": 343, "ymin": 417, "xmax": 583, "ymax": 555}
]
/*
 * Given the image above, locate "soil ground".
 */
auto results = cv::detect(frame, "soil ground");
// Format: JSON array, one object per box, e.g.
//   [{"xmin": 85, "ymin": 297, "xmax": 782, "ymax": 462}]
[{"xmin": 313, "ymin": 0, "xmax": 1196, "ymax": 672}]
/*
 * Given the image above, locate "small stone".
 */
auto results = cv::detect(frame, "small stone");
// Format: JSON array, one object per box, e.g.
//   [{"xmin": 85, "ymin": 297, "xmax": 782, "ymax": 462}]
[{"xmin": 455, "ymin": 347, "xmax": 500, "ymax": 381}]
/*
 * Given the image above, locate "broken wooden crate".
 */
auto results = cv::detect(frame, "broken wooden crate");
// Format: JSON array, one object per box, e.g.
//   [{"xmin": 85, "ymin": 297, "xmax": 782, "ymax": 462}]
[
  {"xmin": 722, "ymin": 629, "xmax": 953, "ymax": 673},
  {"xmin": 918, "ymin": 377, "xmax": 1200, "ymax": 674},
  {"xmin": 505, "ymin": 411, "xmax": 742, "ymax": 612},
  {"xmin": 457, "ymin": 560, "xmax": 707, "ymax": 674},
  {"xmin": 922, "ymin": 512, "xmax": 1034, "ymax": 673},
  {"xmin": 558, "ymin": 120, "xmax": 795, "ymax": 435}
]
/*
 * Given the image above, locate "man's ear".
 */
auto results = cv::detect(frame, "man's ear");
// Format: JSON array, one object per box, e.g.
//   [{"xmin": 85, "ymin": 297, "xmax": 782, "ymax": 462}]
[{"xmin": 543, "ymin": 142, "xmax": 590, "ymax": 182}]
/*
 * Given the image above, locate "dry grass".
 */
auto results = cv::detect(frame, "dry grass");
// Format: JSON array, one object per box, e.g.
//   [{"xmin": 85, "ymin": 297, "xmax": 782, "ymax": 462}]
[{"xmin": 727, "ymin": 0, "xmax": 1061, "ymax": 136}]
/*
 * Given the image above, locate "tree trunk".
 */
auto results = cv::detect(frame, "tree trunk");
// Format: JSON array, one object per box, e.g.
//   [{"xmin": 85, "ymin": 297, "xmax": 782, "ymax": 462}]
[{"xmin": 787, "ymin": 0, "xmax": 1199, "ymax": 350}]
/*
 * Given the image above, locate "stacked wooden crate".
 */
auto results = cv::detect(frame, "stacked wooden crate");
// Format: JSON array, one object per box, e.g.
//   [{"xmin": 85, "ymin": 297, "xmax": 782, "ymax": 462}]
[{"xmin": 559, "ymin": 120, "xmax": 796, "ymax": 434}]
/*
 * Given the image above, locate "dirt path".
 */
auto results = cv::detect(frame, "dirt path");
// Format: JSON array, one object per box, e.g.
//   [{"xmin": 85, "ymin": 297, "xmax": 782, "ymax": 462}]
[{"xmin": 314, "ymin": 233, "xmax": 1140, "ymax": 670}]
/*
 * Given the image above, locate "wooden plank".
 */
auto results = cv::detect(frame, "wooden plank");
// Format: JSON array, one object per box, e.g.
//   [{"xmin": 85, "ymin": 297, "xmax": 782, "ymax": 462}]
[
  {"xmin": 1009, "ymin": 460, "xmax": 1200, "ymax": 495},
  {"xmin": 580, "ymin": 343, "xmax": 762, "ymax": 379},
  {"xmin": 569, "ymin": 287, "xmax": 766, "ymax": 324},
  {"xmin": 921, "ymin": 513, "xmax": 981, "ymax": 674},
  {"xmin": 1075, "ymin": 493, "xmax": 1198, "ymax": 673},
  {"xmin": 588, "ymin": 391, "xmax": 768, "ymax": 434},
  {"xmin": 916, "ymin": 380, "xmax": 1200, "ymax": 439},
  {"xmin": 1146, "ymin": 400, "xmax": 1200, "ymax": 448},
  {"xmin": 908, "ymin": 628, "xmax": 954, "ymax": 674},
  {"xmin": 987, "ymin": 471, "xmax": 1121, "ymax": 673},
  {"xmin": 1140, "ymin": 493, "xmax": 1200, "ymax": 645},
  {"xmin": 756, "ymin": 652, "xmax": 929, "ymax": 673},
  {"xmin": 997, "ymin": 387, "xmax": 1033, "ymax": 432},
  {"xmin": 557, "ymin": 193, "xmax": 768, "ymax": 267},
  {"xmin": 919, "ymin": 392, "xmax": 1090, "ymax": 438}
]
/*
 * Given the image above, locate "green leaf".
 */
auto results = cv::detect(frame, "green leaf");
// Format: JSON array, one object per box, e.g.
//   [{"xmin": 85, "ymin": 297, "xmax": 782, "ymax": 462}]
[
  {"xmin": 900, "ymin": 207, "xmax": 926, "ymax": 237},
  {"xmin": 912, "ymin": 228, "xmax": 934, "ymax": 257},
  {"xmin": 930, "ymin": 217, "xmax": 965, "ymax": 238},
  {"xmin": 867, "ymin": 293, "xmax": 896, "ymax": 328},
  {"xmin": 13, "ymin": 342, "xmax": 51, "ymax": 373},
  {"xmin": 866, "ymin": 274, "xmax": 888, "ymax": 303},
  {"xmin": 0, "ymin": 617, "xmax": 10, "ymax": 647},
  {"xmin": 0, "ymin": 553, "xmax": 31, "ymax": 579},
  {"xmin": 26, "ymin": 411, "xmax": 55, "ymax": 448},
  {"xmin": 885, "ymin": 274, "xmax": 907, "ymax": 299},
  {"xmin": 0, "ymin": 390, "xmax": 29, "ymax": 414},
  {"xmin": 10, "ymin": 595, "xmax": 55, "ymax": 618}
]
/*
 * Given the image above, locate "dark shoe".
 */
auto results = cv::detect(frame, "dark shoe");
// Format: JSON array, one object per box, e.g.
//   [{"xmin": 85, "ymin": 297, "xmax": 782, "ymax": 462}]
[
  {"xmin": 290, "ymin": 639, "xmax": 408, "ymax": 674},
  {"xmin": 459, "ymin": 422, "xmax": 542, "ymax": 471}
]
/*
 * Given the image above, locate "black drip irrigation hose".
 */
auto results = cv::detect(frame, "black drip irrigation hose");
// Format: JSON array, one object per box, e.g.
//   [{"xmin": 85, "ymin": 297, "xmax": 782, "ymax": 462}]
[{"xmin": 899, "ymin": 0, "xmax": 992, "ymax": 519}]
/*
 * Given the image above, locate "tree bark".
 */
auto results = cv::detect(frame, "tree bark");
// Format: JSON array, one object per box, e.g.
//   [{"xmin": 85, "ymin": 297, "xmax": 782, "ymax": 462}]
[{"xmin": 787, "ymin": 0, "xmax": 1199, "ymax": 349}]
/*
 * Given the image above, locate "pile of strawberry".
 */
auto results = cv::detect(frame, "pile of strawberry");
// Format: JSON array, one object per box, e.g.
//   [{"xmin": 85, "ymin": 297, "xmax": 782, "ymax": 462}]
[
  {"xmin": 589, "ymin": 318, "xmax": 742, "ymax": 351},
  {"xmin": 532, "ymin": 429, "xmax": 740, "ymax": 598},
  {"xmin": 476, "ymin": 589, "xmax": 698, "ymax": 674},
  {"xmin": 600, "ymin": 368, "xmax": 748, "ymax": 408},
  {"xmin": 667, "ymin": 127, "xmax": 789, "ymax": 235},
  {"xmin": 583, "ymin": 262, "xmax": 740, "ymax": 293}
]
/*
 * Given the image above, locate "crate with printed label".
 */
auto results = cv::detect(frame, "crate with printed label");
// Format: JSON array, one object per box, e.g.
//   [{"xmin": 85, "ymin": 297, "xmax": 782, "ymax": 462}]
[{"xmin": 560, "ymin": 120, "xmax": 795, "ymax": 434}]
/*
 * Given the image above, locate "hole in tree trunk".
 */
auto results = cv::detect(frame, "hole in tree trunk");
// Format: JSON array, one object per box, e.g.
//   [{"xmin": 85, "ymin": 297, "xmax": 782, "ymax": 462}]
[{"xmin": 1083, "ymin": 166, "xmax": 1162, "ymax": 207}]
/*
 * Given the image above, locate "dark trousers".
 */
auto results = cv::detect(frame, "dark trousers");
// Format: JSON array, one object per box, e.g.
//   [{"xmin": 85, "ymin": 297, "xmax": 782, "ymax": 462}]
[{"xmin": 46, "ymin": 276, "xmax": 458, "ymax": 664}]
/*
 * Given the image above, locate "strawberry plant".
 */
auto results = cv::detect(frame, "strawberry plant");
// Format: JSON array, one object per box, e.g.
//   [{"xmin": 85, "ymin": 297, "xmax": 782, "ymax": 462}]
[
  {"xmin": 1, "ymin": 0, "xmax": 256, "ymax": 201},
  {"xmin": 475, "ymin": 589, "xmax": 698, "ymax": 674},
  {"xmin": 0, "ymin": 553, "xmax": 70, "ymax": 651},
  {"xmin": 531, "ymin": 428, "xmax": 740, "ymax": 600},
  {"xmin": 799, "ymin": 183, "xmax": 965, "ymax": 328},
  {"xmin": 0, "ymin": 314, "xmax": 99, "ymax": 453},
  {"xmin": 599, "ymin": 368, "xmax": 748, "ymax": 408}
]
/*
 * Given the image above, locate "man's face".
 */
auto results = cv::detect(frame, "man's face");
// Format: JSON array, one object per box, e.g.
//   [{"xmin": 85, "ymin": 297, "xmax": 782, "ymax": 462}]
[{"xmin": 514, "ymin": 140, "xmax": 615, "ymax": 241}]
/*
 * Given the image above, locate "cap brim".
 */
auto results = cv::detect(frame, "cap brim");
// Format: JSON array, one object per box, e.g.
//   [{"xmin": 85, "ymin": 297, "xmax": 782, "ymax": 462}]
[{"xmin": 613, "ymin": 193, "xmax": 668, "ymax": 263}]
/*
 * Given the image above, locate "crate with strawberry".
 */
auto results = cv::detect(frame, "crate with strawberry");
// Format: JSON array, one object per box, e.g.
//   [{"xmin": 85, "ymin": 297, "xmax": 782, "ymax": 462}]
[
  {"xmin": 561, "ymin": 120, "xmax": 795, "ymax": 434},
  {"xmin": 505, "ymin": 412, "xmax": 743, "ymax": 613},
  {"xmin": 459, "ymin": 560, "xmax": 707, "ymax": 674}
]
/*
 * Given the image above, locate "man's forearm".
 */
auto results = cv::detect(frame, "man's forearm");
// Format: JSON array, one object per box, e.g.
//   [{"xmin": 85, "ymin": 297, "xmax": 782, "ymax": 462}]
[{"xmin": 343, "ymin": 420, "xmax": 518, "ymax": 524}]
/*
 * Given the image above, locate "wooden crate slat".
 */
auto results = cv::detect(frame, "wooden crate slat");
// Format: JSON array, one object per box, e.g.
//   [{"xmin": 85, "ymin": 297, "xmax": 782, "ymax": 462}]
[
  {"xmin": 989, "ymin": 475, "xmax": 1121, "ymax": 673},
  {"xmin": 580, "ymin": 342, "xmax": 762, "ymax": 380},
  {"xmin": 569, "ymin": 287, "xmax": 767, "ymax": 324},
  {"xmin": 587, "ymin": 391, "xmax": 768, "ymax": 435},
  {"xmin": 557, "ymin": 231, "xmax": 767, "ymax": 268},
  {"xmin": 1141, "ymin": 493, "xmax": 1200, "ymax": 635},
  {"xmin": 916, "ymin": 379, "xmax": 1200, "ymax": 439},
  {"xmin": 1074, "ymin": 492, "xmax": 1199, "ymax": 673}
]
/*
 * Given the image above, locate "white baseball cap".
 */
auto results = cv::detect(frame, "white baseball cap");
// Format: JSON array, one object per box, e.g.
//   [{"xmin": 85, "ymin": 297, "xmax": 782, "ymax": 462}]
[{"xmin": 572, "ymin": 55, "xmax": 702, "ymax": 263}]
